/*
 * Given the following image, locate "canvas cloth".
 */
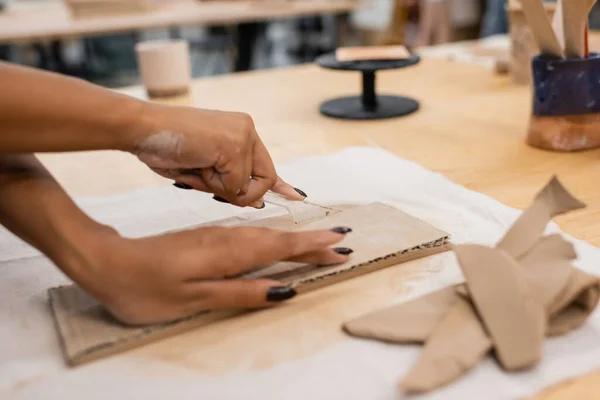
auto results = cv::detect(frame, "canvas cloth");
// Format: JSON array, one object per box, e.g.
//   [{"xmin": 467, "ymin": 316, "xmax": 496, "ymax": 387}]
[{"xmin": 2, "ymin": 147, "xmax": 600, "ymax": 399}]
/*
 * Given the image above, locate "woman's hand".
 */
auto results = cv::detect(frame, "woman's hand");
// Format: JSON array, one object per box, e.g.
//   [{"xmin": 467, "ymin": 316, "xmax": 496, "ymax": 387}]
[
  {"xmin": 132, "ymin": 104, "xmax": 305, "ymax": 208},
  {"xmin": 78, "ymin": 225, "xmax": 353, "ymax": 325},
  {"xmin": 0, "ymin": 62, "xmax": 302, "ymax": 207},
  {"xmin": 0, "ymin": 155, "xmax": 352, "ymax": 326}
]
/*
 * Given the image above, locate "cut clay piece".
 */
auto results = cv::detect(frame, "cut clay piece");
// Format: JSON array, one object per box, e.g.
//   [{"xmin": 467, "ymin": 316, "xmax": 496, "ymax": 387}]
[
  {"xmin": 456, "ymin": 245, "xmax": 545, "ymax": 370},
  {"xmin": 335, "ymin": 45, "xmax": 410, "ymax": 62},
  {"xmin": 343, "ymin": 286, "xmax": 458, "ymax": 343},
  {"xmin": 343, "ymin": 176, "xmax": 600, "ymax": 394},
  {"xmin": 497, "ymin": 175, "xmax": 585, "ymax": 258},
  {"xmin": 49, "ymin": 202, "xmax": 451, "ymax": 366},
  {"xmin": 400, "ymin": 295, "xmax": 491, "ymax": 393}
]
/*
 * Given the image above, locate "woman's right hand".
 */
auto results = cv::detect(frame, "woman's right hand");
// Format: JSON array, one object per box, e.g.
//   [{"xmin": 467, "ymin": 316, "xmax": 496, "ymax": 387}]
[
  {"xmin": 130, "ymin": 104, "xmax": 306, "ymax": 208},
  {"xmin": 76, "ymin": 225, "xmax": 353, "ymax": 325}
]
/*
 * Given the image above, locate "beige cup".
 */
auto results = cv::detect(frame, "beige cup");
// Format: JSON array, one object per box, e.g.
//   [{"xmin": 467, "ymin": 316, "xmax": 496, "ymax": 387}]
[{"xmin": 135, "ymin": 39, "xmax": 191, "ymax": 98}]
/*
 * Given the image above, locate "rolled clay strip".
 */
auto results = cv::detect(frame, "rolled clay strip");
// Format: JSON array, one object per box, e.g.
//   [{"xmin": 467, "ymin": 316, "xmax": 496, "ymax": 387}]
[{"xmin": 546, "ymin": 267, "xmax": 600, "ymax": 336}]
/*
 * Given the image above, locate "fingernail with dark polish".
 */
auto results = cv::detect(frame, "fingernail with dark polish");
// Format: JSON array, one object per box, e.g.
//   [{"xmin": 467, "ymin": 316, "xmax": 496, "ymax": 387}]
[
  {"xmin": 259, "ymin": 202, "xmax": 266, "ymax": 209},
  {"xmin": 294, "ymin": 187, "xmax": 308, "ymax": 198},
  {"xmin": 332, "ymin": 226, "xmax": 352, "ymax": 234},
  {"xmin": 266, "ymin": 286, "xmax": 297, "ymax": 302},
  {"xmin": 333, "ymin": 247, "xmax": 354, "ymax": 255},
  {"xmin": 173, "ymin": 182, "xmax": 193, "ymax": 190},
  {"xmin": 213, "ymin": 195, "xmax": 230, "ymax": 204}
]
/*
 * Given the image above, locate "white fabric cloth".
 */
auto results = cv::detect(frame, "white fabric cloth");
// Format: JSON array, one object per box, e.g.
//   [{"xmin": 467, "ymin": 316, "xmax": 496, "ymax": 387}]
[{"xmin": 2, "ymin": 147, "xmax": 600, "ymax": 399}]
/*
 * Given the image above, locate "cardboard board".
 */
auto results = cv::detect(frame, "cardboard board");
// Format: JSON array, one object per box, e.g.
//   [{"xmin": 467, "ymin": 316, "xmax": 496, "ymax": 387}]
[{"xmin": 49, "ymin": 202, "xmax": 451, "ymax": 366}]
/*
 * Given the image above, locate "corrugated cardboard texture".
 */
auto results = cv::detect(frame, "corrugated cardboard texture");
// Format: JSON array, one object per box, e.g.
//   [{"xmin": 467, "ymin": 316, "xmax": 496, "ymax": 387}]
[{"xmin": 49, "ymin": 202, "xmax": 450, "ymax": 366}]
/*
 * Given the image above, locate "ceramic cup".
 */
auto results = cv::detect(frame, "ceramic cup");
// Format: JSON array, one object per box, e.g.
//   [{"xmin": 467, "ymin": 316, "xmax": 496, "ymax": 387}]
[
  {"xmin": 527, "ymin": 53, "xmax": 600, "ymax": 151},
  {"xmin": 135, "ymin": 39, "xmax": 191, "ymax": 98}
]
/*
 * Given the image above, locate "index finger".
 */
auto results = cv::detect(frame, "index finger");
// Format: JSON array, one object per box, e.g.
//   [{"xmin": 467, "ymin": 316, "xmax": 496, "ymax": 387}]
[
  {"xmin": 228, "ymin": 138, "xmax": 277, "ymax": 206},
  {"xmin": 197, "ymin": 226, "xmax": 351, "ymax": 279}
]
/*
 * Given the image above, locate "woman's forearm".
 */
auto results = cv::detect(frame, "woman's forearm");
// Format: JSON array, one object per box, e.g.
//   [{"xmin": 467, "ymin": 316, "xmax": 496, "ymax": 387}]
[
  {"xmin": 0, "ymin": 154, "xmax": 113, "ymax": 280},
  {"xmin": 0, "ymin": 61, "xmax": 146, "ymax": 153}
]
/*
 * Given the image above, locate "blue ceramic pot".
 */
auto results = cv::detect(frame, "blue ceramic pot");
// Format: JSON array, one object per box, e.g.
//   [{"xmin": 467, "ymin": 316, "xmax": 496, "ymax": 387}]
[{"xmin": 532, "ymin": 54, "xmax": 600, "ymax": 116}]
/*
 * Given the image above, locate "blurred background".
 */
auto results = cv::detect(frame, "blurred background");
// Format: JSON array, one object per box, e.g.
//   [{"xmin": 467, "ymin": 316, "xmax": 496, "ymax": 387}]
[{"xmin": 1, "ymin": 0, "xmax": 597, "ymax": 88}]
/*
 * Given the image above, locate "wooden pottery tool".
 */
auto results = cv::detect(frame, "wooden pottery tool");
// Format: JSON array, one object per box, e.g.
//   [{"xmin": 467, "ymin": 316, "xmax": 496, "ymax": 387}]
[
  {"xmin": 315, "ymin": 50, "xmax": 421, "ymax": 120},
  {"xmin": 560, "ymin": 0, "xmax": 596, "ymax": 58},
  {"xmin": 507, "ymin": 1, "xmax": 556, "ymax": 84},
  {"xmin": 518, "ymin": 0, "xmax": 563, "ymax": 57},
  {"xmin": 527, "ymin": 54, "xmax": 600, "ymax": 151},
  {"xmin": 551, "ymin": 0, "xmax": 565, "ymax": 51}
]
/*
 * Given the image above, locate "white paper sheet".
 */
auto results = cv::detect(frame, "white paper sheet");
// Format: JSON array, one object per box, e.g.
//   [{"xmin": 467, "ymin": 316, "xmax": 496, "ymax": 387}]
[{"xmin": 1, "ymin": 147, "xmax": 599, "ymax": 399}]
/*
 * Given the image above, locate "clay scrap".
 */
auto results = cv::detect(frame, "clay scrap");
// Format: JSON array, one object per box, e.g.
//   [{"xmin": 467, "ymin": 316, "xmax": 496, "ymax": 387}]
[
  {"xmin": 343, "ymin": 176, "xmax": 600, "ymax": 394},
  {"xmin": 49, "ymin": 202, "xmax": 451, "ymax": 366},
  {"xmin": 335, "ymin": 45, "xmax": 411, "ymax": 62}
]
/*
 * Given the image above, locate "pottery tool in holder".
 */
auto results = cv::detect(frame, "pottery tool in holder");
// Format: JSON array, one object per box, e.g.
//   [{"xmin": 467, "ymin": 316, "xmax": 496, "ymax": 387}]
[
  {"xmin": 315, "ymin": 46, "xmax": 420, "ymax": 120},
  {"xmin": 507, "ymin": 1, "xmax": 557, "ymax": 84},
  {"xmin": 520, "ymin": 0, "xmax": 600, "ymax": 151},
  {"xmin": 519, "ymin": 0, "xmax": 563, "ymax": 57}
]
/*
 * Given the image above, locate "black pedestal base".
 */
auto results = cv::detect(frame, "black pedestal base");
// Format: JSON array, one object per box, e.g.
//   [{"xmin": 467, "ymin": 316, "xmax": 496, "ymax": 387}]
[{"xmin": 319, "ymin": 95, "xmax": 419, "ymax": 120}]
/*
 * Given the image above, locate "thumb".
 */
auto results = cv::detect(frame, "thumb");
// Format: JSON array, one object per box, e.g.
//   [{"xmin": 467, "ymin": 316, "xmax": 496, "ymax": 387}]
[{"xmin": 189, "ymin": 279, "xmax": 296, "ymax": 310}]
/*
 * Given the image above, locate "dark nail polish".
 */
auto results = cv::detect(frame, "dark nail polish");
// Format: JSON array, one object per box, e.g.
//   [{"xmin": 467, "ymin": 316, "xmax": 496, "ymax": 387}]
[
  {"xmin": 266, "ymin": 286, "xmax": 297, "ymax": 302},
  {"xmin": 213, "ymin": 195, "xmax": 229, "ymax": 204},
  {"xmin": 173, "ymin": 182, "xmax": 193, "ymax": 190},
  {"xmin": 294, "ymin": 187, "xmax": 308, "ymax": 198},
  {"xmin": 332, "ymin": 226, "xmax": 352, "ymax": 234},
  {"xmin": 259, "ymin": 202, "xmax": 266, "ymax": 209},
  {"xmin": 333, "ymin": 247, "xmax": 353, "ymax": 255}
]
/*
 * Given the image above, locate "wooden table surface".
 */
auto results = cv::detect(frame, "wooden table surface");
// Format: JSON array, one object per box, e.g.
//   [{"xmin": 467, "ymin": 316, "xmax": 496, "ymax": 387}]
[
  {"xmin": 36, "ymin": 56, "xmax": 600, "ymax": 397},
  {"xmin": 0, "ymin": 0, "xmax": 360, "ymax": 44}
]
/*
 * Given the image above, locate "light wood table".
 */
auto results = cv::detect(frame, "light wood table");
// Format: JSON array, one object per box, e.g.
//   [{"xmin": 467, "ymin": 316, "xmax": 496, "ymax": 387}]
[
  {"xmin": 0, "ymin": 0, "xmax": 360, "ymax": 44},
  {"xmin": 36, "ymin": 54, "xmax": 600, "ymax": 397}
]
